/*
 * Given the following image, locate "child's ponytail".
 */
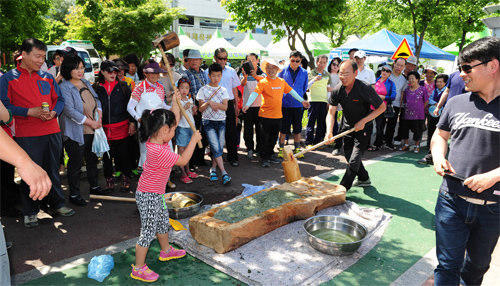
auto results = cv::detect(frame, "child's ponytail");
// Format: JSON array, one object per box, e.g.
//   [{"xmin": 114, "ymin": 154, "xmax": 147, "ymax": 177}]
[{"xmin": 139, "ymin": 109, "xmax": 177, "ymax": 142}]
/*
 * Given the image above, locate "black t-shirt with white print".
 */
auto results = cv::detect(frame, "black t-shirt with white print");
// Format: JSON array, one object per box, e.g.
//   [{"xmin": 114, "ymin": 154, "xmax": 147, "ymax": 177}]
[
  {"xmin": 437, "ymin": 92, "xmax": 500, "ymax": 202},
  {"xmin": 328, "ymin": 79, "xmax": 383, "ymax": 131}
]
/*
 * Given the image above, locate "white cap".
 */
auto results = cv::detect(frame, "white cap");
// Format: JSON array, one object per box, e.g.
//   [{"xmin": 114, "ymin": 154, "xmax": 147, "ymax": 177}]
[
  {"xmin": 406, "ymin": 55, "xmax": 417, "ymax": 65},
  {"xmin": 353, "ymin": 50, "xmax": 366, "ymax": 58}
]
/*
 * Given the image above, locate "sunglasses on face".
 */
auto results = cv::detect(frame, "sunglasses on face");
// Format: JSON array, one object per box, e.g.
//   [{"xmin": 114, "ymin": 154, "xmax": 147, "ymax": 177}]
[
  {"xmin": 381, "ymin": 69, "xmax": 391, "ymax": 73},
  {"xmin": 458, "ymin": 60, "xmax": 491, "ymax": 74},
  {"xmin": 217, "ymin": 57, "xmax": 228, "ymax": 61},
  {"xmin": 331, "ymin": 63, "xmax": 339, "ymax": 67},
  {"xmin": 104, "ymin": 69, "xmax": 117, "ymax": 73},
  {"xmin": 290, "ymin": 59, "xmax": 301, "ymax": 63}
]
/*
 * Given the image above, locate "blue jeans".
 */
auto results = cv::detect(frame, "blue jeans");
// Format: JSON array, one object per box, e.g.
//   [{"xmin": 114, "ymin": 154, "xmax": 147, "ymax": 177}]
[
  {"xmin": 202, "ymin": 119, "xmax": 225, "ymax": 158},
  {"xmin": 434, "ymin": 190, "xmax": 500, "ymax": 285}
]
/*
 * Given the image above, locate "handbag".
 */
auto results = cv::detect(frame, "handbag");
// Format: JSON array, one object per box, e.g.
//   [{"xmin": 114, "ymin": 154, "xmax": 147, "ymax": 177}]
[{"xmin": 384, "ymin": 102, "xmax": 396, "ymax": 118}]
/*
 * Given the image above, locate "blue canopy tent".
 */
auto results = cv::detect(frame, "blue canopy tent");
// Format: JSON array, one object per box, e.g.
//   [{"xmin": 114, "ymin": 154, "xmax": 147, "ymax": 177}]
[{"xmin": 337, "ymin": 29, "xmax": 455, "ymax": 61}]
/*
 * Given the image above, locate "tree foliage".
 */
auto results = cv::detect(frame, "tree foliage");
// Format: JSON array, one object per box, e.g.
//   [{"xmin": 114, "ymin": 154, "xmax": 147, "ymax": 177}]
[
  {"xmin": 66, "ymin": 0, "xmax": 183, "ymax": 59},
  {"xmin": 222, "ymin": 0, "xmax": 346, "ymax": 69},
  {"xmin": 0, "ymin": 0, "xmax": 51, "ymax": 63},
  {"xmin": 327, "ymin": 0, "xmax": 385, "ymax": 47}
]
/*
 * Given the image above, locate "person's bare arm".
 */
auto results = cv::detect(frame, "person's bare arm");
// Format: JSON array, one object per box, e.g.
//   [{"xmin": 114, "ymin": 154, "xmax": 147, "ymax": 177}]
[
  {"xmin": 0, "ymin": 129, "xmax": 51, "ymax": 200},
  {"xmin": 431, "ymin": 128, "xmax": 454, "ymax": 176},
  {"xmin": 434, "ymin": 87, "xmax": 449, "ymax": 116}
]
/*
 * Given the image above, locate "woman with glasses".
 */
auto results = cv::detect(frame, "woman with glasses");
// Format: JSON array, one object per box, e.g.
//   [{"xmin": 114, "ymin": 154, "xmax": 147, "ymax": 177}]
[
  {"xmin": 94, "ymin": 60, "xmax": 134, "ymax": 192},
  {"xmin": 59, "ymin": 55, "xmax": 105, "ymax": 205},
  {"xmin": 327, "ymin": 57, "xmax": 343, "ymax": 152},
  {"xmin": 368, "ymin": 64, "xmax": 396, "ymax": 151},
  {"xmin": 399, "ymin": 71, "xmax": 429, "ymax": 153}
]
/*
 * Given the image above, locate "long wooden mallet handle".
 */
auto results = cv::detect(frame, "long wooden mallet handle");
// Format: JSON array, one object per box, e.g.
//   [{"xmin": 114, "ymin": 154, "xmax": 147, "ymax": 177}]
[
  {"xmin": 90, "ymin": 194, "xmax": 136, "ymax": 202},
  {"xmin": 293, "ymin": 128, "xmax": 356, "ymax": 158},
  {"xmin": 158, "ymin": 45, "xmax": 203, "ymax": 148}
]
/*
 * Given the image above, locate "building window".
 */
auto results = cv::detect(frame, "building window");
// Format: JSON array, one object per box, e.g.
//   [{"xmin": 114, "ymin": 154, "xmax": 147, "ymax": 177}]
[
  {"xmin": 200, "ymin": 18, "xmax": 222, "ymax": 29},
  {"xmin": 229, "ymin": 25, "xmax": 237, "ymax": 31},
  {"xmin": 252, "ymin": 27, "xmax": 267, "ymax": 34},
  {"xmin": 179, "ymin": 16, "xmax": 194, "ymax": 27}
]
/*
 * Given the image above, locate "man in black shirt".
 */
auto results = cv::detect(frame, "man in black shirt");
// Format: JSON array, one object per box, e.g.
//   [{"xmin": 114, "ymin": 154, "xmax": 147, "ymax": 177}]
[
  {"xmin": 327, "ymin": 60, "xmax": 385, "ymax": 190},
  {"xmin": 431, "ymin": 37, "xmax": 500, "ymax": 286}
]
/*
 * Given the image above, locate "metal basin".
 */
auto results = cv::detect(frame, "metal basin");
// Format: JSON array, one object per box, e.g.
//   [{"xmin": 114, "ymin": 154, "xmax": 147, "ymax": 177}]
[
  {"xmin": 303, "ymin": 215, "xmax": 367, "ymax": 256},
  {"xmin": 165, "ymin": 192, "xmax": 203, "ymax": 219}
]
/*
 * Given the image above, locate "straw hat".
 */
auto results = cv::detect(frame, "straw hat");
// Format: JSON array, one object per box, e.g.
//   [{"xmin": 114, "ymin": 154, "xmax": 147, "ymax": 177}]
[{"xmin": 261, "ymin": 58, "xmax": 282, "ymax": 73}]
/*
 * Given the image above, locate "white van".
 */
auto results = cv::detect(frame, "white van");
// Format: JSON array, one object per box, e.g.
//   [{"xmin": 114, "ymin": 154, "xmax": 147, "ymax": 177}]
[
  {"xmin": 61, "ymin": 40, "xmax": 102, "ymax": 75},
  {"xmin": 46, "ymin": 45, "xmax": 96, "ymax": 83}
]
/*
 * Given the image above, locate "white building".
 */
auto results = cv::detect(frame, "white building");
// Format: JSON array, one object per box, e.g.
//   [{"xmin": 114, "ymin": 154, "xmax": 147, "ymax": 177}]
[{"xmin": 172, "ymin": 0, "xmax": 274, "ymax": 47}]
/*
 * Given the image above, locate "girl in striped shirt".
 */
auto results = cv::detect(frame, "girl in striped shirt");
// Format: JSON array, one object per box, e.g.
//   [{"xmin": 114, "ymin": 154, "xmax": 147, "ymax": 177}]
[{"xmin": 131, "ymin": 94, "xmax": 201, "ymax": 283}]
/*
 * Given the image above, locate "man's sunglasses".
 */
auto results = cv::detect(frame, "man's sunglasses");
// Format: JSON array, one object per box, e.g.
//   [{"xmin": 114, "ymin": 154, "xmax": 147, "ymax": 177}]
[
  {"xmin": 290, "ymin": 59, "xmax": 301, "ymax": 63},
  {"xmin": 458, "ymin": 60, "xmax": 491, "ymax": 74},
  {"xmin": 217, "ymin": 57, "xmax": 228, "ymax": 61}
]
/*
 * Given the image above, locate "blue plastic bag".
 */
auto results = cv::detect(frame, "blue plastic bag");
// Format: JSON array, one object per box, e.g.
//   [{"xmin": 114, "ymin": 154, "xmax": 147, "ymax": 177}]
[
  {"xmin": 87, "ymin": 255, "xmax": 114, "ymax": 282},
  {"xmin": 92, "ymin": 112, "xmax": 110, "ymax": 158},
  {"xmin": 242, "ymin": 181, "xmax": 279, "ymax": 197}
]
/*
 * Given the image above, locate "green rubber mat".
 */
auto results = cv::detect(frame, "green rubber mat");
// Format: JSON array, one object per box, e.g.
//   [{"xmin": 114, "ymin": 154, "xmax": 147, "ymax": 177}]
[
  {"xmin": 322, "ymin": 151, "xmax": 440, "ymax": 285},
  {"xmin": 23, "ymin": 151, "xmax": 441, "ymax": 285},
  {"xmin": 23, "ymin": 241, "xmax": 241, "ymax": 285}
]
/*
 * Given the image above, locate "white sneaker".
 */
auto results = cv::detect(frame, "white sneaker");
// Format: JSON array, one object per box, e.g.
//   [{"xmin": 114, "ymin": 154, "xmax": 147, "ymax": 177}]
[
  {"xmin": 393, "ymin": 140, "xmax": 401, "ymax": 146},
  {"xmin": 353, "ymin": 178, "xmax": 372, "ymax": 187}
]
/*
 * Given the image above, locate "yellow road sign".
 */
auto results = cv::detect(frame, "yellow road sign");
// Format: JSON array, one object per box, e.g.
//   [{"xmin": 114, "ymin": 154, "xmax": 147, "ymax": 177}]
[{"xmin": 391, "ymin": 38, "xmax": 414, "ymax": 60}]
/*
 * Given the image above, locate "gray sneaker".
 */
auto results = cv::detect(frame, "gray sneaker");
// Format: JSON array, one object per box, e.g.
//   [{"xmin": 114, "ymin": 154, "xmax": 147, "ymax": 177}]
[
  {"xmin": 24, "ymin": 215, "xmax": 38, "ymax": 228},
  {"xmin": 54, "ymin": 206, "xmax": 75, "ymax": 217},
  {"xmin": 353, "ymin": 178, "xmax": 372, "ymax": 187},
  {"xmin": 331, "ymin": 149, "xmax": 343, "ymax": 156},
  {"xmin": 247, "ymin": 150, "xmax": 254, "ymax": 159}
]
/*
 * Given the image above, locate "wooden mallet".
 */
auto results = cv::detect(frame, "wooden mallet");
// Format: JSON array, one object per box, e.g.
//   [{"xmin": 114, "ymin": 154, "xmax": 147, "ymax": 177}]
[
  {"xmin": 152, "ymin": 32, "xmax": 203, "ymax": 148},
  {"xmin": 282, "ymin": 128, "xmax": 356, "ymax": 183}
]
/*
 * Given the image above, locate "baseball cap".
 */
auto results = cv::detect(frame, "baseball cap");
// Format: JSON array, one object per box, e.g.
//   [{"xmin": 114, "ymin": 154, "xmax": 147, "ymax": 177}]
[
  {"xmin": 406, "ymin": 55, "xmax": 417, "ymax": 65},
  {"xmin": 100, "ymin": 60, "xmax": 119, "ymax": 72},
  {"xmin": 353, "ymin": 50, "xmax": 366, "ymax": 58},
  {"xmin": 424, "ymin": 66, "xmax": 437, "ymax": 74},
  {"xmin": 143, "ymin": 62, "xmax": 167, "ymax": 73},
  {"xmin": 380, "ymin": 64, "xmax": 392, "ymax": 72},
  {"xmin": 186, "ymin": 49, "xmax": 202, "ymax": 59}
]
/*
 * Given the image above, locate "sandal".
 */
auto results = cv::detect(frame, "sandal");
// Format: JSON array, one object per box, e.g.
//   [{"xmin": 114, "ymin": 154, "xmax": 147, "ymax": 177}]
[
  {"xmin": 167, "ymin": 180, "xmax": 176, "ymax": 189},
  {"xmin": 414, "ymin": 145, "xmax": 420, "ymax": 153},
  {"xmin": 222, "ymin": 174, "xmax": 231, "ymax": 185},
  {"xmin": 180, "ymin": 175, "xmax": 193, "ymax": 184},
  {"xmin": 399, "ymin": 144, "xmax": 409, "ymax": 151},
  {"xmin": 209, "ymin": 171, "xmax": 218, "ymax": 182},
  {"xmin": 187, "ymin": 171, "xmax": 199, "ymax": 179},
  {"xmin": 368, "ymin": 145, "xmax": 380, "ymax": 151}
]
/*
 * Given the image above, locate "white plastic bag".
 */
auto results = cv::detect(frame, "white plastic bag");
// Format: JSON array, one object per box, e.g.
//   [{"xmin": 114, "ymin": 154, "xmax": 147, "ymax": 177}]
[{"xmin": 92, "ymin": 112, "xmax": 110, "ymax": 158}]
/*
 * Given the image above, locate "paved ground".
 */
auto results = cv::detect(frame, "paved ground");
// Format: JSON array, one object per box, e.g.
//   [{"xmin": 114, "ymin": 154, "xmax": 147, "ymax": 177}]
[
  {"xmin": 2, "ymin": 140, "xmax": 358, "ymax": 276},
  {"xmin": 2, "ymin": 136, "xmax": 499, "ymax": 285}
]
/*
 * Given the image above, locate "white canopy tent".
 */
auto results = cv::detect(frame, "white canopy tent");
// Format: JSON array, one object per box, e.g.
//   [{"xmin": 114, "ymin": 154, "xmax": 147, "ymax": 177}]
[{"xmin": 235, "ymin": 32, "xmax": 266, "ymax": 55}]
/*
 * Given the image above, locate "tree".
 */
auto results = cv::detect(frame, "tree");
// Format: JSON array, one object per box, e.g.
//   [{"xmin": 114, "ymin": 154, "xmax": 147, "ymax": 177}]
[
  {"xmin": 66, "ymin": 0, "xmax": 183, "ymax": 58},
  {"xmin": 0, "ymin": 0, "xmax": 51, "ymax": 65},
  {"xmin": 327, "ymin": 0, "xmax": 383, "ymax": 47},
  {"xmin": 222, "ymin": 0, "xmax": 346, "ymax": 69},
  {"xmin": 447, "ymin": 0, "xmax": 496, "ymax": 52}
]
